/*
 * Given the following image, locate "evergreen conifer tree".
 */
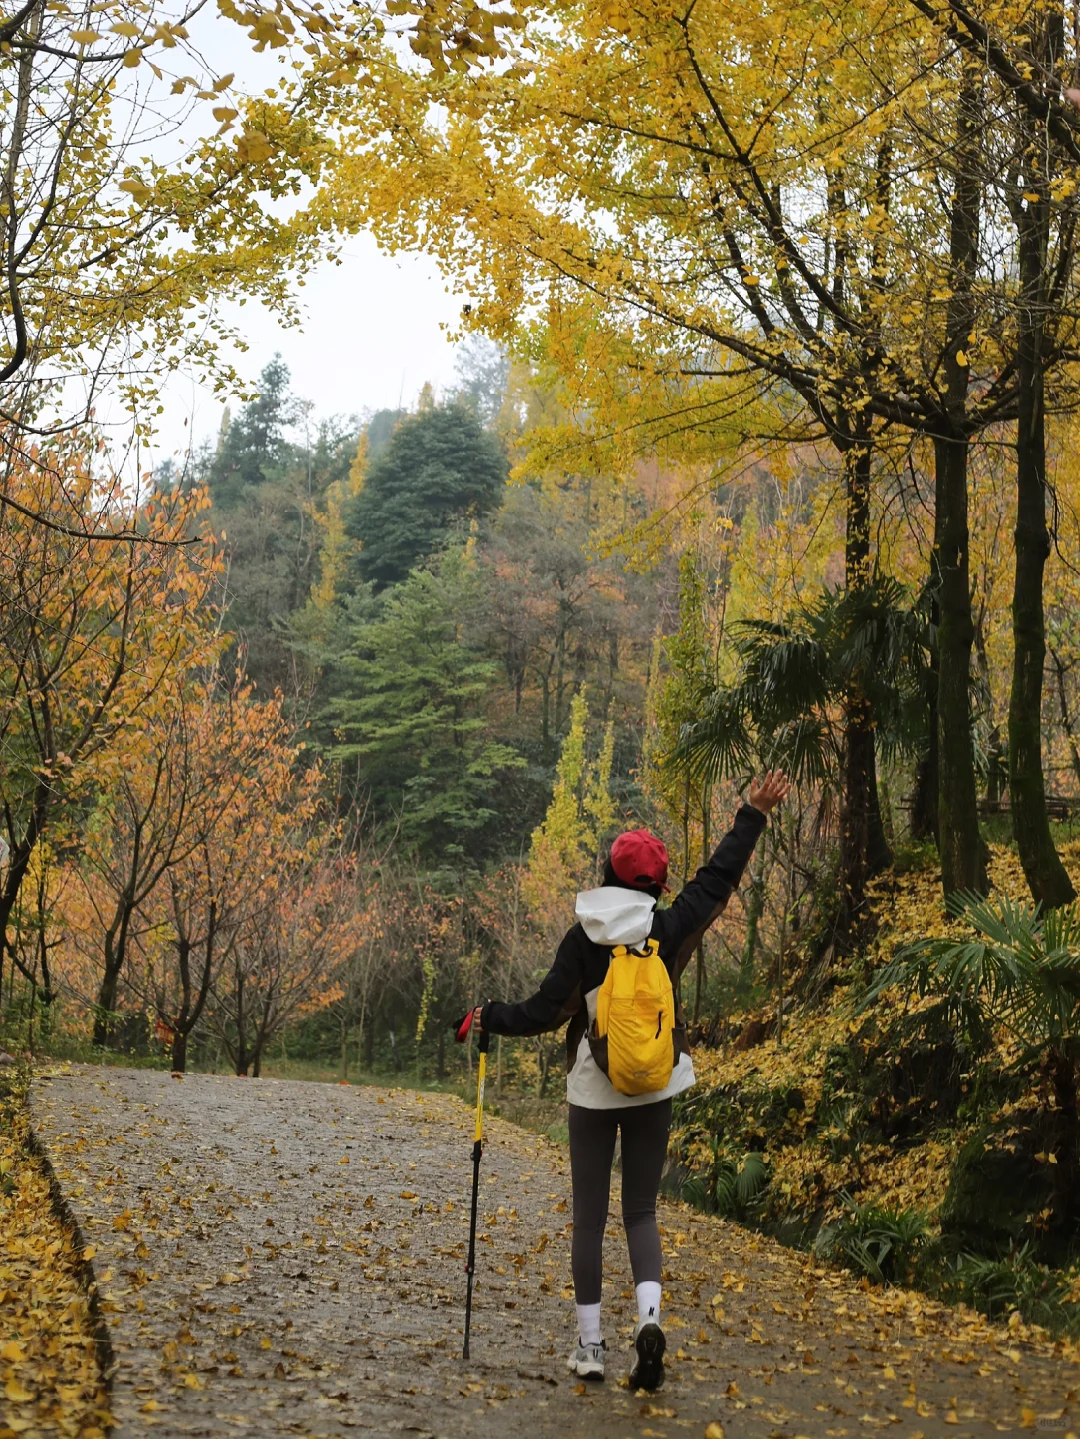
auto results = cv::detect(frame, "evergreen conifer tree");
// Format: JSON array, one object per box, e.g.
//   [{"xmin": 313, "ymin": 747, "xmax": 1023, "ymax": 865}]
[{"xmin": 347, "ymin": 402, "xmax": 507, "ymax": 589}]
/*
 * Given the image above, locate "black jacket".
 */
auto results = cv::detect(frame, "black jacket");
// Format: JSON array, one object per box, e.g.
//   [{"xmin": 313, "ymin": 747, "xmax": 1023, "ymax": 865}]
[{"xmin": 481, "ymin": 803, "xmax": 767, "ymax": 1069}]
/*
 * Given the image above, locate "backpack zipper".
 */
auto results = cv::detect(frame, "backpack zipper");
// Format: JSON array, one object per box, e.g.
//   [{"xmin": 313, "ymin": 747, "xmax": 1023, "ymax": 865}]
[{"xmin": 655, "ymin": 1011, "xmax": 662, "ymax": 1039}]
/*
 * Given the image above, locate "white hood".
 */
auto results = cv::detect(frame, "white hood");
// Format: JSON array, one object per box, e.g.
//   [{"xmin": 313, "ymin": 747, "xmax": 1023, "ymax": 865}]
[{"xmin": 575, "ymin": 886, "xmax": 656, "ymax": 947}]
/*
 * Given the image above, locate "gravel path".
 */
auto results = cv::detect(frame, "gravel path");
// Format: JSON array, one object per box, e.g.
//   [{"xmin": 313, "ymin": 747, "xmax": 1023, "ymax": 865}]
[{"xmin": 27, "ymin": 1065, "xmax": 1080, "ymax": 1439}]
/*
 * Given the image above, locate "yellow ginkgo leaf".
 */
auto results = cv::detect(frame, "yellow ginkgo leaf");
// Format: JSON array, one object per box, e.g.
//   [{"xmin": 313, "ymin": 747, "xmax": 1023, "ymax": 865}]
[
  {"xmin": 117, "ymin": 179, "xmax": 151, "ymax": 205},
  {"xmin": 5, "ymin": 1377, "xmax": 34, "ymax": 1402},
  {"xmin": 236, "ymin": 131, "xmax": 274, "ymax": 164},
  {"xmin": 70, "ymin": 28, "xmax": 101, "ymax": 43}
]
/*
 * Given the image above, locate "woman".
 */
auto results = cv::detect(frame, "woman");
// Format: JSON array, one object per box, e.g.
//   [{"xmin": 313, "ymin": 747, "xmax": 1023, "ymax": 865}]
[{"xmin": 465, "ymin": 770, "xmax": 790, "ymax": 1391}]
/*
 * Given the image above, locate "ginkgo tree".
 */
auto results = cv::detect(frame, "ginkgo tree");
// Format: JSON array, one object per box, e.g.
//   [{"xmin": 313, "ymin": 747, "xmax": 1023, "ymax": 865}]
[
  {"xmin": 332, "ymin": 0, "xmax": 1080, "ymax": 911},
  {"xmin": 326, "ymin": 0, "xmax": 1004, "ymax": 901},
  {"xmin": 0, "ymin": 0, "xmax": 524, "ymax": 504}
]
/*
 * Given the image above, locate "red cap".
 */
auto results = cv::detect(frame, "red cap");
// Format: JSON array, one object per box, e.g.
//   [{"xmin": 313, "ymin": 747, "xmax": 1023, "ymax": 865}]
[{"xmin": 609, "ymin": 829, "xmax": 670, "ymax": 891}]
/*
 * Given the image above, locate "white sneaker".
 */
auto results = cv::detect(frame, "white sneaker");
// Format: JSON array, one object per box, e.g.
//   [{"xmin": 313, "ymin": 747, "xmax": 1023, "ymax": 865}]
[
  {"xmin": 566, "ymin": 1337, "xmax": 606, "ymax": 1380},
  {"xmin": 629, "ymin": 1319, "xmax": 665, "ymax": 1391}
]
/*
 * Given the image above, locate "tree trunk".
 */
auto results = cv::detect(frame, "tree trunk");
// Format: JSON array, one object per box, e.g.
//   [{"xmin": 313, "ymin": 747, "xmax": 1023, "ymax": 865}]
[
  {"xmin": 93, "ymin": 953, "xmax": 123, "ymax": 1047},
  {"xmin": 1050, "ymin": 646, "xmax": 1080, "ymax": 787},
  {"xmin": 839, "ymin": 714, "xmax": 889, "ymax": 933},
  {"xmin": 931, "ymin": 67, "xmax": 987, "ymax": 900},
  {"xmin": 739, "ymin": 867, "xmax": 764, "ymax": 991},
  {"xmin": 234, "ymin": 967, "xmax": 248, "ymax": 1076},
  {"xmin": 693, "ymin": 788, "xmax": 710, "ymax": 1024},
  {"xmin": 171, "ymin": 933, "xmax": 193, "ymax": 1073},
  {"xmin": 0, "ymin": 783, "xmax": 49, "ymax": 996},
  {"xmin": 837, "ymin": 443, "xmax": 892, "ymax": 940},
  {"xmin": 1008, "ymin": 134, "xmax": 1075, "ymax": 907},
  {"xmin": 911, "ymin": 589, "xmax": 940, "ymax": 841},
  {"xmin": 1048, "ymin": 1046, "xmax": 1079, "ymax": 1223},
  {"xmin": 933, "ymin": 434, "xmax": 987, "ymax": 897}
]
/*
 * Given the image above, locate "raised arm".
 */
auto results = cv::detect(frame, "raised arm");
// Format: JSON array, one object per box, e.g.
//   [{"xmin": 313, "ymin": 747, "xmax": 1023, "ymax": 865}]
[{"xmin": 657, "ymin": 771, "xmax": 790, "ymax": 965}]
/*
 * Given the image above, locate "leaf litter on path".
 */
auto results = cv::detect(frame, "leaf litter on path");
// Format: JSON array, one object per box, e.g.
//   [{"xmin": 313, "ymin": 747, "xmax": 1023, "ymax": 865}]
[
  {"xmin": 23, "ymin": 1065, "xmax": 1080, "ymax": 1439},
  {"xmin": 0, "ymin": 1069, "xmax": 111, "ymax": 1438}
]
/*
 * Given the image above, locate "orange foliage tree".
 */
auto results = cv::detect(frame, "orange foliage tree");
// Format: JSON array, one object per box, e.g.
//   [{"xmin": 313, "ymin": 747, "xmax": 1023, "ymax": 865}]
[{"xmin": 0, "ymin": 433, "xmax": 219, "ymax": 993}]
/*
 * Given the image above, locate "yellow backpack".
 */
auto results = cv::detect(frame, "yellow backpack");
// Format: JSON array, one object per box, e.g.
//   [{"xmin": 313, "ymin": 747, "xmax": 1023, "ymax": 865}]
[{"xmin": 592, "ymin": 938, "xmax": 676, "ymax": 1096}]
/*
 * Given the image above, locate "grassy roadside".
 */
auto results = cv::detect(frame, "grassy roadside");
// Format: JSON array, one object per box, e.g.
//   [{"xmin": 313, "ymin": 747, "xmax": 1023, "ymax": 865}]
[{"xmin": 0, "ymin": 1063, "xmax": 112, "ymax": 1439}]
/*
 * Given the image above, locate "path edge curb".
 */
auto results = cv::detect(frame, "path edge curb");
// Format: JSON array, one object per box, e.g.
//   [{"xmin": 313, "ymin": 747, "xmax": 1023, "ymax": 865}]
[{"xmin": 26, "ymin": 1073, "xmax": 118, "ymax": 1400}]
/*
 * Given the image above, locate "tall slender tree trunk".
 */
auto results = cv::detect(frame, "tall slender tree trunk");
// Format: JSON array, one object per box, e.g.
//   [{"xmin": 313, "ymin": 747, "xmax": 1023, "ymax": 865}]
[
  {"xmin": 1008, "ymin": 93, "xmax": 1075, "ymax": 908},
  {"xmin": 739, "ymin": 866, "xmax": 764, "ymax": 992},
  {"xmin": 932, "ymin": 67, "xmax": 988, "ymax": 900},
  {"xmin": 693, "ymin": 787, "xmax": 710, "ymax": 1024},
  {"xmin": 0, "ymin": 784, "xmax": 50, "ymax": 999},
  {"xmin": 1050, "ymin": 646, "xmax": 1080, "ymax": 787},
  {"xmin": 837, "ymin": 443, "xmax": 892, "ymax": 940},
  {"xmin": 93, "ymin": 901, "xmax": 134, "ymax": 1046},
  {"xmin": 911, "ymin": 583, "xmax": 940, "ymax": 841},
  {"xmin": 933, "ymin": 433, "xmax": 987, "ymax": 896}
]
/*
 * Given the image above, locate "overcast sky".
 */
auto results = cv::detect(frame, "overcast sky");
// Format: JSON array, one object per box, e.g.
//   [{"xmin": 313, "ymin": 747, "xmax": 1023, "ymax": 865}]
[
  {"xmin": 138, "ymin": 18, "xmax": 466, "ymax": 469},
  {"xmin": 147, "ymin": 237, "xmax": 463, "ymax": 466}
]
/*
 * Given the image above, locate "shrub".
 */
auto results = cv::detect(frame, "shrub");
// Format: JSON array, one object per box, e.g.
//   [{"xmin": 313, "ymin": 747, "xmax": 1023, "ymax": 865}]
[
  {"xmin": 950, "ymin": 1245, "xmax": 1070, "ymax": 1330},
  {"xmin": 815, "ymin": 1192, "xmax": 930, "ymax": 1285},
  {"xmin": 681, "ymin": 1144, "xmax": 770, "ymax": 1220}
]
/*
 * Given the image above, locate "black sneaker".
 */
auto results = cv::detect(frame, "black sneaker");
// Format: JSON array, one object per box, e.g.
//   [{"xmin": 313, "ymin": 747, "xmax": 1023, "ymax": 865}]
[{"xmin": 629, "ymin": 1319, "xmax": 665, "ymax": 1391}]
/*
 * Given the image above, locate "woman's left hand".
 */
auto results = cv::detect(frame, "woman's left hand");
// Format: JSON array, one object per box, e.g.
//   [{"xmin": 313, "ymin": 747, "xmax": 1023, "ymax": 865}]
[{"xmin": 748, "ymin": 770, "xmax": 792, "ymax": 814}]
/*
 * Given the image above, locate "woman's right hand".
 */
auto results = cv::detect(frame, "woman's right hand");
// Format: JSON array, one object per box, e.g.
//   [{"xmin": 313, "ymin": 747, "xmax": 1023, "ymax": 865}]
[{"xmin": 454, "ymin": 1006, "xmax": 486, "ymax": 1042}]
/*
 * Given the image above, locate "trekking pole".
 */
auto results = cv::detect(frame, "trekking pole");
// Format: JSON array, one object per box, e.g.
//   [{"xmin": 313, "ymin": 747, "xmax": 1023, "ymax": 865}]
[{"xmin": 455, "ymin": 1009, "xmax": 489, "ymax": 1361}]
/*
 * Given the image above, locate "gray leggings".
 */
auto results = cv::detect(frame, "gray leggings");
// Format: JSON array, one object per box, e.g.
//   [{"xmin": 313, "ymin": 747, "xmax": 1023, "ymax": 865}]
[{"xmin": 568, "ymin": 1099, "xmax": 672, "ymax": 1305}]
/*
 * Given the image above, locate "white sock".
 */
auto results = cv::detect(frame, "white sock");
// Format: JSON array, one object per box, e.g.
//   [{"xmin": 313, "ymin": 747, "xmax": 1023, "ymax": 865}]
[
  {"xmin": 576, "ymin": 1302, "xmax": 602, "ymax": 1345},
  {"xmin": 636, "ymin": 1281, "xmax": 662, "ymax": 1326}
]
